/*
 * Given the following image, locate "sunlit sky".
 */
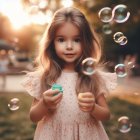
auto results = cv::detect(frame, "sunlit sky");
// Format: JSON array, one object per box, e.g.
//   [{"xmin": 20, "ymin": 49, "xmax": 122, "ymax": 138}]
[
  {"xmin": 0, "ymin": 0, "xmax": 73, "ymax": 30},
  {"xmin": 0, "ymin": 0, "xmax": 31, "ymax": 29}
]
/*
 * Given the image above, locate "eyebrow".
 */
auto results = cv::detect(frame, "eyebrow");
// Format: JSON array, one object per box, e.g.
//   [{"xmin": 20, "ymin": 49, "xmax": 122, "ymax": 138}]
[{"xmin": 55, "ymin": 35, "xmax": 81, "ymax": 38}]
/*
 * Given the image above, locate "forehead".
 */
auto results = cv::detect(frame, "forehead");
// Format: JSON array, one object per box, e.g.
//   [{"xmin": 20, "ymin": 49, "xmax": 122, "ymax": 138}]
[{"xmin": 55, "ymin": 22, "xmax": 80, "ymax": 37}]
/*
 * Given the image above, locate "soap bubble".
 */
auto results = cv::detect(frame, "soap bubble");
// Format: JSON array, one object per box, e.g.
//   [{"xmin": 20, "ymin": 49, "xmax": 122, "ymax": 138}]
[
  {"xmin": 115, "ymin": 64, "xmax": 127, "ymax": 77},
  {"xmin": 112, "ymin": 4, "xmax": 130, "ymax": 23},
  {"xmin": 118, "ymin": 116, "xmax": 132, "ymax": 133},
  {"xmin": 118, "ymin": 36, "xmax": 128, "ymax": 45},
  {"xmin": 113, "ymin": 32, "xmax": 128, "ymax": 45},
  {"xmin": 82, "ymin": 58, "xmax": 97, "ymax": 75},
  {"xmin": 98, "ymin": 7, "xmax": 113, "ymax": 23},
  {"xmin": 113, "ymin": 32, "xmax": 124, "ymax": 43},
  {"xmin": 102, "ymin": 24, "xmax": 112, "ymax": 34},
  {"xmin": 8, "ymin": 98, "xmax": 20, "ymax": 111}
]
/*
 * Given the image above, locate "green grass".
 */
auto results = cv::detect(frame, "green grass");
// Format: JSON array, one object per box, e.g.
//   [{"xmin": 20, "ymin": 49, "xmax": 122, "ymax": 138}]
[
  {"xmin": 104, "ymin": 97, "xmax": 140, "ymax": 140},
  {"xmin": 0, "ymin": 92, "xmax": 140, "ymax": 140},
  {"xmin": 0, "ymin": 92, "xmax": 35, "ymax": 140}
]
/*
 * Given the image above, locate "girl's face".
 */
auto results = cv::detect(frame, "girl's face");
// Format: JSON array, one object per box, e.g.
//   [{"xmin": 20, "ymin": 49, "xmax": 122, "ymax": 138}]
[{"xmin": 54, "ymin": 22, "xmax": 82, "ymax": 69}]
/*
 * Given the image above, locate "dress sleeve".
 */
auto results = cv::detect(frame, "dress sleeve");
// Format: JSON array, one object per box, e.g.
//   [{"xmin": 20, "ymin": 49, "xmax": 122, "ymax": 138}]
[
  {"xmin": 97, "ymin": 70, "xmax": 118, "ymax": 96},
  {"xmin": 21, "ymin": 72, "xmax": 42, "ymax": 100}
]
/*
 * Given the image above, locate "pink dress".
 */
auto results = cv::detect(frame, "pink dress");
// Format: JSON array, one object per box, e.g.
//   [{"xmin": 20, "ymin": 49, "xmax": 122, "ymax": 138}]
[{"xmin": 21, "ymin": 71, "xmax": 117, "ymax": 140}]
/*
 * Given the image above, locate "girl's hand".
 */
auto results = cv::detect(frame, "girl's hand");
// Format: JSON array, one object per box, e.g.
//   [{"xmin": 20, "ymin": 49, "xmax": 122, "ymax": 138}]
[
  {"xmin": 78, "ymin": 92, "xmax": 95, "ymax": 112},
  {"xmin": 43, "ymin": 89, "xmax": 63, "ymax": 110}
]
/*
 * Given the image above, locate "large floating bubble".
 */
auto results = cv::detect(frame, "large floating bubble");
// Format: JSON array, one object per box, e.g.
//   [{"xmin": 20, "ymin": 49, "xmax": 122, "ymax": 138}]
[
  {"xmin": 81, "ymin": 58, "xmax": 97, "ymax": 76},
  {"xmin": 112, "ymin": 4, "xmax": 130, "ymax": 23},
  {"xmin": 98, "ymin": 7, "xmax": 113, "ymax": 23},
  {"xmin": 8, "ymin": 98, "xmax": 20, "ymax": 111},
  {"xmin": 118, "ymin": 116, "xmax": 132, "ymax": 133},
  {"xmin": 115, "ymin": 64, "xmax": 127, "ymax": 77}
]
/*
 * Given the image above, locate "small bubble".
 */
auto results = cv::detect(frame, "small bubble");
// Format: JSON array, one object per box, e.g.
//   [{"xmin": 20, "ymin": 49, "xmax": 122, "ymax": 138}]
[
  {"xmin": 102, "ymin": 24, "xmax": 112, "ymax": 35},
  {"xmin": 118, "ymin": 116, "xmax": 132, "ymax": 133},
  {"xmin": 115, "ymin": 64, "xmax": 127, "ymax": 77},
  {"xmin": 98, "ymin": 7, "xmax": 113, "ymax": 23},
  {"xmin": 118, "ymin": 36, "xmax": 128, "ymax": 45},
  {"xmin": 8, "ymin": 98, "xmax": 20, "ymax": 111},
  {"xmin": 113, "ymin": 32, "xmax": 124, "ymax": 43}
]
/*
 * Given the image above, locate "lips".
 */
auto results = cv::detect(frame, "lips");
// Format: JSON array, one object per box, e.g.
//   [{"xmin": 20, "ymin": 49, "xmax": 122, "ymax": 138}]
[{"xmin": 65, "ymin": 53, "xmax": 75, "ymax": 58}]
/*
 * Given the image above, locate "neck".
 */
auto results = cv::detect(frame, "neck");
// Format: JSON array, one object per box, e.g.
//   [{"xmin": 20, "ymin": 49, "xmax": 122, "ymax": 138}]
[{"xmin": 63, "ymin": 63, "xmax": 75, "ymax": 72}]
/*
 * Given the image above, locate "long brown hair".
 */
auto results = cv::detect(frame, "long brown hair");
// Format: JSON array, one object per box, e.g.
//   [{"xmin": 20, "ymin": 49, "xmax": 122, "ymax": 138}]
[{"xmin": 36, "ymin": 7, "xmax": 104, "ymax": 96}]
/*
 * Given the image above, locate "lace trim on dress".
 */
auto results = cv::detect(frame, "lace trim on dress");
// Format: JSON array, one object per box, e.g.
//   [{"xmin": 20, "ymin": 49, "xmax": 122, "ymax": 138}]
[
  {"xmin": 98, "ymin": 70, "xmax": 118, "ymax": 96},
  {"xmin": 99, "ymin": 71, "xmax": 117, "ymax": 90},
  {"xmin": 21, "ymin": 71, "xmax": 42, "ymax": 100}
]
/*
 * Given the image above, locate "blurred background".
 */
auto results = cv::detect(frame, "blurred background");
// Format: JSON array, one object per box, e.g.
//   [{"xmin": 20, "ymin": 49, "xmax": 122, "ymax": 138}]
[{"xmin": 0, "ymin": 0, "xmax": 140, "ymax": 140}]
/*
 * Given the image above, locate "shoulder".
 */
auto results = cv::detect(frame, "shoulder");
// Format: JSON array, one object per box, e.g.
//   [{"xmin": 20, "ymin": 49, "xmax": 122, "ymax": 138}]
[
  {"xmin": 97, "ymin": 69, "xmax": 118, "ymax": 92},
  {"xmin": 22, "ymin": 71, "xmax": 42, "ymax": 85},
  {"xmin": 98, "ymin": 70, "xmax": 117, "ymax": 82},
  {"xmin": 21, "ymin": 71, "xmax": 43, "ymax": 99},
  {"xmin": 25, "ymin": 71, "xmax": 42, "ymax": 78}
]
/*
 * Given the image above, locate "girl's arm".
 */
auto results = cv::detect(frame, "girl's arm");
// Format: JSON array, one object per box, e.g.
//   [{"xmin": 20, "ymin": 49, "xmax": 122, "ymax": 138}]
[
  {"xmin": 29, "ymin": 98, "xmax": 49, "ymax": 123},
  {"xmin": 29, "ymin": 89, "xmax": 63, "ymax": 123},
  {"xmin": 90, "ymin": 94, "xmax": 110, "ymax": 121}
]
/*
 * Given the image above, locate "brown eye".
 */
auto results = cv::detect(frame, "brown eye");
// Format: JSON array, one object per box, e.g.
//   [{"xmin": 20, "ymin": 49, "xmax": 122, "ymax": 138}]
[
  {"xmin": 74, "ymin": 38, "xmax": 81, "ymax": 43},
  {"xmin": 58, "ymin": 38, "xmax": 65, "ymax": 42}
]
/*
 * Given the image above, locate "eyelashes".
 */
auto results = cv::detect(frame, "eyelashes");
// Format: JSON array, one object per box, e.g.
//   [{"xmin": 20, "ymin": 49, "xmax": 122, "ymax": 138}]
[
  {"xmin": 57, "ymin": 38, "xmax": 65, "ymax": 43},
  {"xmin": 56, "ymin": 38, "xmax": 81, "ymax": 44}
]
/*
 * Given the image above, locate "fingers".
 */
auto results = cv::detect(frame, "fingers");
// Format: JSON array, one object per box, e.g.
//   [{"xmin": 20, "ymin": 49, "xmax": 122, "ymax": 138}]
[
  {"xmin": 54, "ymin": 96, "xmax": 63, "ymax": 104},
  {"xmin": 78, "ymin": 92, "xmax": 94, "ymax": 98},
  {"xmin": 78, "ymin": 102, "xmax": 94, "ymax": 112},
  {"xmin": 78, "ymin": 92, "xmax": 95, "ymax": 112},
  {"xmin": 78, "ymin": 97, "xmax": 94, "ymax": 103},
  {"xmin": 43, "ymin": 89, "xmax": 61, "ymax": 96},
  {"xmin": 44, "ymin": 89, "xmax": 62, "ymax": 98},
  {"xmin": 78, "ymin": 92, "xmax": 95, "ymax": 102},
  {"xmin": 78, "ymin": 102, "xmax": 94, "ymax": 108},
  {"xmin": 43, "ymin": 89, "xmax": 63, "ymax": 109},
  {"xmin": 79, "ymin": 106, "xmax": 92, "ymax": 112}
]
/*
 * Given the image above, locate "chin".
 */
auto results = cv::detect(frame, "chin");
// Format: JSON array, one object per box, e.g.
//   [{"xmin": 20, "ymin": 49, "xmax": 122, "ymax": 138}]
[{"xmin": 65, "ymin": 58, "xmax": 77, "ymax": 62}]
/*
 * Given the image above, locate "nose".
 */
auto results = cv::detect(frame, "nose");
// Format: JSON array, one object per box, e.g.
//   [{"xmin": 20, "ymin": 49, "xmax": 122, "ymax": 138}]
[{"xmin": 66, "ymin": 41, "xmax": 73, "ymax": 50}]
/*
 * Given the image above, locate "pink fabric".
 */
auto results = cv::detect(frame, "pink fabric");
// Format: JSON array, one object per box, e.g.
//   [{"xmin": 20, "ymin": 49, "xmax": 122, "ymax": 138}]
[
  {"xmin": 21, "ymin": 71, "xmax": 42, "ymax": 100},
  {"xmin": 21, "ymin": 71, "xmax": 117, "ymax": 140}
]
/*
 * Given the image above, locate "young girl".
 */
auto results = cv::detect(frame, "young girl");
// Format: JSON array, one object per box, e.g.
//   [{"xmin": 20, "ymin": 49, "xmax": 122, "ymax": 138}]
[{"xmin": 21, "ymin": 7, "xmax": 117, "ymax": 140}]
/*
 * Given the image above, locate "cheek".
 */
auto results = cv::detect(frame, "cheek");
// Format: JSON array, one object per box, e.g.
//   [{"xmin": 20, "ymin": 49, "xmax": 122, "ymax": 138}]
[
  {"xmin": 77, "ymin": 46, "xmax": 83, "ymax": 55},
  {"xmin": 55, "ymin": 41, "xmax": 66, "ymax": 48},
  {"xmin": 54, "ymin": 45, "xmax": 63, "ymax": 56}
]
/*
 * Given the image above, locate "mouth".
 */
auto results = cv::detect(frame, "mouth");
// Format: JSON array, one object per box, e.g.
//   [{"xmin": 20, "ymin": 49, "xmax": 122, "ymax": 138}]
[{"xmin": 65, "ymin": 54, "xmax": 75, "ymax": 58}]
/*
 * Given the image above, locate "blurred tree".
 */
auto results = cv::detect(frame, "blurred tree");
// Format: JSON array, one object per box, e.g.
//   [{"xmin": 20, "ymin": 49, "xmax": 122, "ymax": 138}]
[{"xmin": 0, "ymin": 13, "xmax": 12, "ymax": 40}]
